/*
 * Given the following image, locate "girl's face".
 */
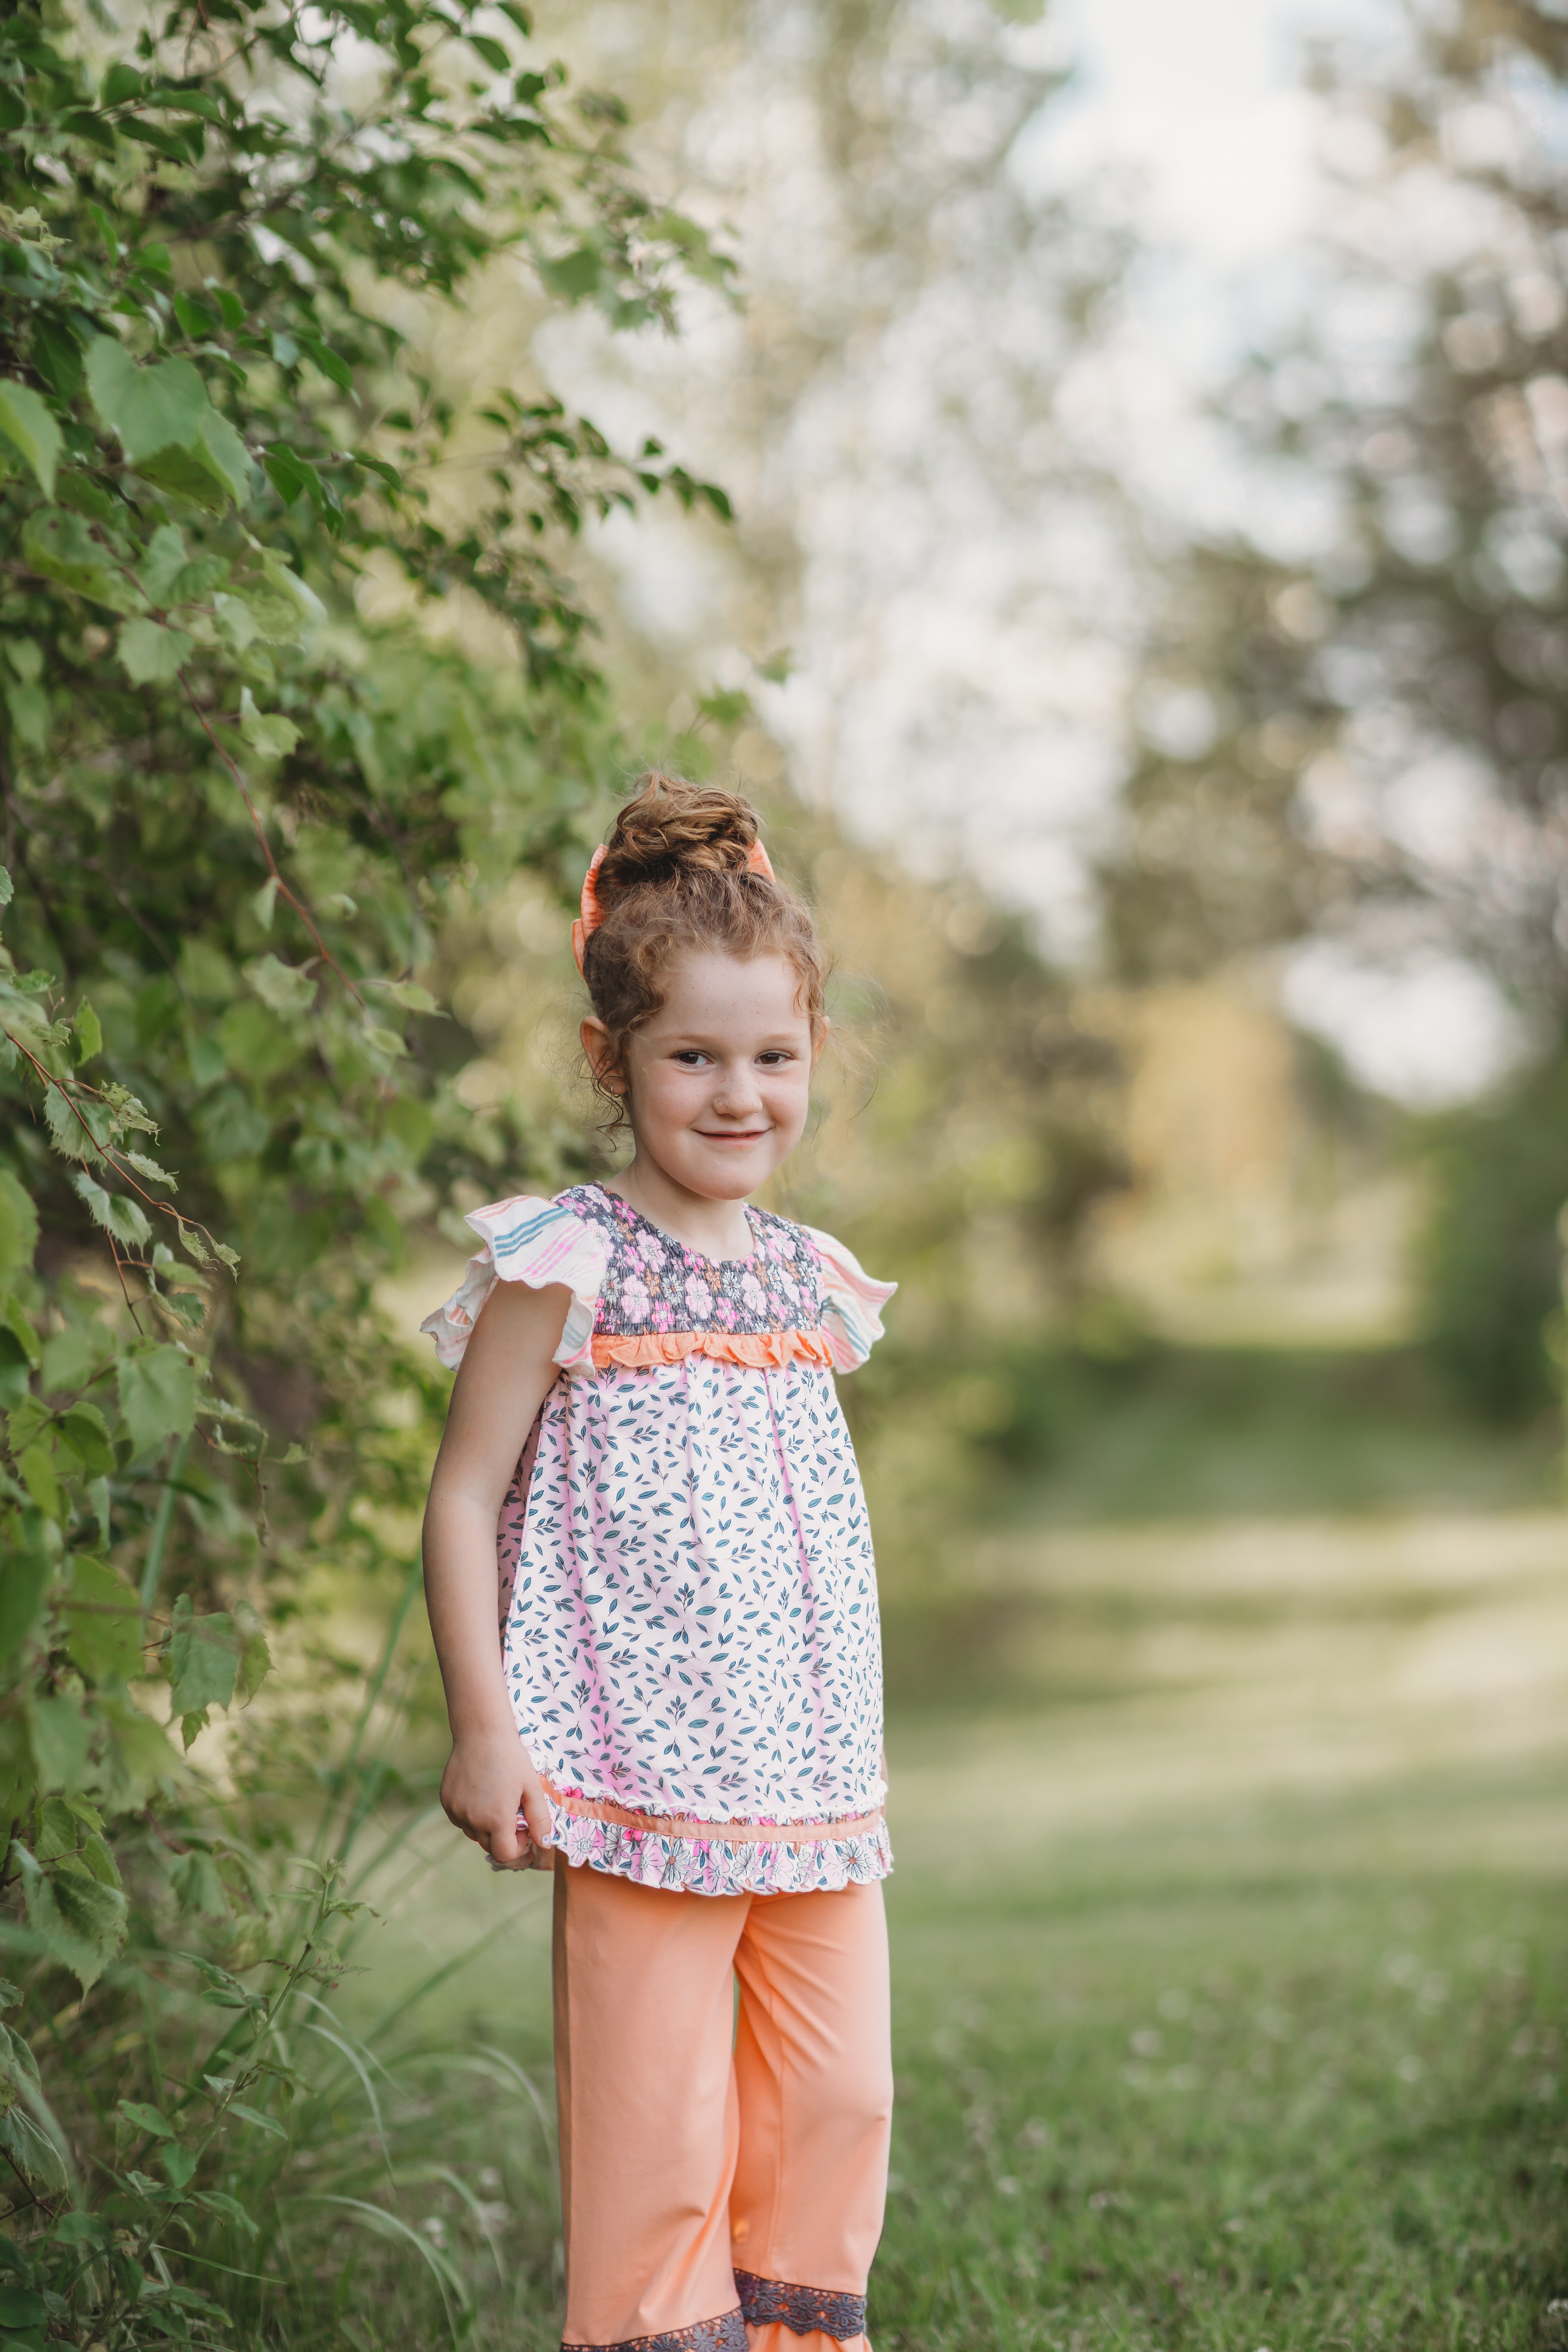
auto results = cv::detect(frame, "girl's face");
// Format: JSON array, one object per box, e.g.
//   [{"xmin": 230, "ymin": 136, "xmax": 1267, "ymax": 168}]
[{"xmin": 585, "ymin": 950, "xmax": 819, "ymax": 1203}]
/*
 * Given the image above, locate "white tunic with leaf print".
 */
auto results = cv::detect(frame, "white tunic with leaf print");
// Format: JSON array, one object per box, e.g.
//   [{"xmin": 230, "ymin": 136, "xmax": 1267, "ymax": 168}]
[{"xmin": 422, "ymin": 1181, "xmax": 897, "ymax": 1896}]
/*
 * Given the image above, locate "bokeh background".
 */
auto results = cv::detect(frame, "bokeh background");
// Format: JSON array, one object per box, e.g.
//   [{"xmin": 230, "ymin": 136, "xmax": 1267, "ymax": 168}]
[{"xmin": 357, "ymin": 5, "xmax": 1568, "ymax": 2341}]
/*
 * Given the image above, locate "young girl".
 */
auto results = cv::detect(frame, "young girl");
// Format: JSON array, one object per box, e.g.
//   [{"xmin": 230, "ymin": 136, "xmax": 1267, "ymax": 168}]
[{"xmin": 419, "ymin": 776, "xmax": 897, "ymax": 2352}]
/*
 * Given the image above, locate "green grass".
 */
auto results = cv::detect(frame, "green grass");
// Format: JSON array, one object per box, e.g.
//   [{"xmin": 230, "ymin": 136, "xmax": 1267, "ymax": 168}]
[{"xmin": 877, "ymin": 1823, "xmax": 1566, "ymax": 2352}]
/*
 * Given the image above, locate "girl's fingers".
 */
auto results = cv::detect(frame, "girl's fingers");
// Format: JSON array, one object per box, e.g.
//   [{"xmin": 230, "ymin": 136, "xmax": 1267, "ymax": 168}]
[{"xmin": 488, "ymin": 1811, "xmax": 529, "ymax": 1869}]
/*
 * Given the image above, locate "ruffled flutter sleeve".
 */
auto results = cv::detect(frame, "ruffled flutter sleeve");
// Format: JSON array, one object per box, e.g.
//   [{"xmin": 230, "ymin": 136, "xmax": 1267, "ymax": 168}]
[
  {"xmin": 420, "ymin": 1196, "xmax": 609, "ymax": 1374},
  {"xmin": 802, "ymin": 1225, "xmax": 897, "ymax": 1372}
]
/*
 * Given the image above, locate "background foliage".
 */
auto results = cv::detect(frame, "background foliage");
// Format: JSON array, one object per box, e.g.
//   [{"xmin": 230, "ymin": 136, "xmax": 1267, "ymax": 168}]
[{"xmin": 0, "ymin": 0, "xmax": 732, "ymax": 2338}]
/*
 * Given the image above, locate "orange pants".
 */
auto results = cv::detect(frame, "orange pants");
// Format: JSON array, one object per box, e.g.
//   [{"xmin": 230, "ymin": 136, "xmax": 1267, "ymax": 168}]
[{"xmin": 553, "ymin": 1863, "xmax": 893, "ymax": 2352}]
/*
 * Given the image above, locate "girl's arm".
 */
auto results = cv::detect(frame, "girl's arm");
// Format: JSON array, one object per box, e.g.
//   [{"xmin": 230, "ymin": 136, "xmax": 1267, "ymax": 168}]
[{"xmin": 422, "ymin": 1278, "xmax": 570, "ymax": 1869}]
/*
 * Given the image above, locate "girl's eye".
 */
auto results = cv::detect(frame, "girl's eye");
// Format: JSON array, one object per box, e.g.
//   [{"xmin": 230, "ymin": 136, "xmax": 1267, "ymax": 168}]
[
  {"xmin": 757, "ymin": 1051, "xmax": 793, "ymax": 1066},
  {"xmin": 673, "ymin": 1050, "xmax": 711, "ymax": 1067}
]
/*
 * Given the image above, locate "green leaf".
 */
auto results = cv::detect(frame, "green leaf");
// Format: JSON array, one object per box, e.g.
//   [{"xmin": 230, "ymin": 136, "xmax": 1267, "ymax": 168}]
[
  {"xmin": 0, "ymin": 2288, "xmax": 46, "ymax": 2329},
  {"xmin": 118, "ymin": 2099, "xmax": 175, "ymax": 2140},
  {"xmin": 238, "ymin": 688, "xmax": 300, "ymax": 760},
  {"xmin": 17, "ymin": 1444, "xmax": 58, "ymax": 1519},
  {"xmin": 70, "ymin": 1170, "xmax": 152, "ymax": 1248},
  {"xmin": 13, "ymin": 1842, "xmax": 127, "ymax": 1990},
  {"xmin": 227, "ymin": 2099, "xmax": 284, "ymax": 2138},
  {"xmin": 6, "ymin": 1397, "xmax": 51, "ymax": 1457},
  {"xmin": 121, "ymin": 1149, "xmax": 176, "ymax": 1189},
  {"xmin": 62, "ymin": 1555, "xmax": 142, "ymax": 1681},
  {"xmin": 144, "ymin": 87, "xmax": 227, "ymax": 124},
  {"xmin": 84, "ymin": 337, "xmax": 205, "ymax": 465},
  {"xmin": 368, "ymin": 977, "xmax": 442, "ymax": 1015},
  {"xmin": 27, "ymin": 1695, "xmax": 91, "ymax": 1794},
  {"xmin": 537, "ymin": 243, "xmax": 602, "ymax": 301},
  {"xmin": 136, "ymin": 521, "xmax": 188, "ymax": 606},
  {"xmin": 297, "ymin": 333, "xmax": 353, "ymax": 392},
  {"xmin": 0, "ymin": 381, "xmax": 62, "ymax": 499},
  {"xmin": 54, "ymin": 468, "xmax": 117, "ymax": 523},
  {"xmin": 3, "ymin": 681, "xmax": 47, "ymax": 751},
  {"xmin": 36, "ymin": 1792, "xmax": 103, "ymax": 1860},
  {"xmin": 57, "ymin": 1406, "xmax": 115, "ymax": 1480},
  {"xmin": 171, "ymin": 1850, "xmax": 229, "ymax": 1918},
  {"xmin": 116, "ymin": 616, "xmax": 193, "ymax": 685},
  {"xmin": 232, "ymin": 1599, "xmax": 271, "ymax": 1702},
  {"xmin": 117, "ymin": 1344, "xmax": 198, "ymax": 1459},
  {"xmin": 243, "ymin": 953, "xmax": 316, "ymax": 1017},
  {"xmin": 0, "ymin": 2102, "xmax": 67, "ymax": 2198},
  {"xmin": 165, "ymin": 1593, "xmax": 242, "ymax": 1726},
  {"xmin": 181, "ymin": 1952, "xmax": 264, "ymax": 2011},
  {"xmin": 0, "ymin": 1170, "xmax": 39, "ymax": 1299},
  {"xmin": 44, "ymin": 1086, "xmax": 103, "ymax": 1165},
  {"xmin": 0, "ymin": 866, "xmax": 11, "ymax": 911},
  {"xmin": 213, "ymin": 592, "xmax": 259, "ymax": 651},
  {"xmin": 0, "ymin": 1528, "xmax": 51, "ymax": 1675},
  {"xmin": 7, "ymin": 1302, "xmax": 41, "ymax": 1370},
  {"xmin": 19, "ymin": 508, "xmax": 137, "ymax": 612},
  {"xmin": 136, "ymin": 408, "xmax": 251, "ymax": 512},
  {"xmin": 97, "ymin": 1695, "xmax": 179, "ymax": 1809},
  {"xmin": 233, "ymin": 554, "xmax": 324, "ymax": 643},
  {"xmin": 71, "ymin": 1000, "xmax": 102, "ymax": 1064},
  {"xmin": 0, "ymin": 1330, "xmax": 29, "ymax": 1413}
]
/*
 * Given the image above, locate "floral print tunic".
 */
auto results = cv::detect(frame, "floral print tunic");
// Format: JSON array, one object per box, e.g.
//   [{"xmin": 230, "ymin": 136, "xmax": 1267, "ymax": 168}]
[{"xmin": 422, "ymin": 1183, "xmax": 896, "ymax": 1896}]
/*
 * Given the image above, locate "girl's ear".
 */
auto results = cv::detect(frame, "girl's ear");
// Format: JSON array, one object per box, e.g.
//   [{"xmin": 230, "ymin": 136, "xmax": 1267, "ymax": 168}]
[
  {"xmin": 581, "ymin": 1015, "xmax": 626, "ymax": 1096},
  {"xmin": 809, "ymin": 1014, "xmax": 830, "ymax": 1071}
]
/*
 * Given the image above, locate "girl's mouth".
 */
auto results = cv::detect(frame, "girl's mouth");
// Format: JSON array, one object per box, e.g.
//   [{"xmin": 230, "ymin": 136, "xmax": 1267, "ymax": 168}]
[{"xmin": 697, "ymin": 1128, "xmax": 768, "ymax": 1143}]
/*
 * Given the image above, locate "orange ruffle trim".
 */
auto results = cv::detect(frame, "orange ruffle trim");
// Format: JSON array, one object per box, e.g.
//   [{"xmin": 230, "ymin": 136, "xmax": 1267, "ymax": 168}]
[{"xmin": 588, "ymin": 1327, "xmax": 835, "ymax": 1371}]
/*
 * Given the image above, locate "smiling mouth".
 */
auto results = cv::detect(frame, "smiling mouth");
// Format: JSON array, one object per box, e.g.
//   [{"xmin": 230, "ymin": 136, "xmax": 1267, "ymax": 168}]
[{"xmin": 697, "ymin": 1128, "xmax": 769, "ymax": 1142}]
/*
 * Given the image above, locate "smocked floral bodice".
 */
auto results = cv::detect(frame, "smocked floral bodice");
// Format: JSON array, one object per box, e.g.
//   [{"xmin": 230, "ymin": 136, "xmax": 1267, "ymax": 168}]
[
  {"xmin": 561, "ymin": 1185, "xmax": 820, "ymax": 1339},
  {"xmin": 422, "ymin": 1187, "xmax": 897, "ymax": 1897}
]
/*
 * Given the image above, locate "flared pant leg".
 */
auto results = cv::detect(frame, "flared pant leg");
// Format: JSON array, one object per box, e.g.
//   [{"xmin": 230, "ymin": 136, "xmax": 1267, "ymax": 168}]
[
  {"xmin": 730, "ymin": 1878, "xmax": 893, "ymax": 2352},
  {"xmin": 553, "ymin": 1864, "xmax": 891, "ymax": 2352},
  {"xmin": 554, "ymin": 1864, "xmax": 746, "ymax": 2351}
]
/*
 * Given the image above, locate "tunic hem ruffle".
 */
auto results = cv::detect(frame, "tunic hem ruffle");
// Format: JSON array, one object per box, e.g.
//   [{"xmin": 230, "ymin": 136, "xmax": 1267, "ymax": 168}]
[{"xmin": 543, "ymin": 1806, "xmax": 893, "ymax": 1896}]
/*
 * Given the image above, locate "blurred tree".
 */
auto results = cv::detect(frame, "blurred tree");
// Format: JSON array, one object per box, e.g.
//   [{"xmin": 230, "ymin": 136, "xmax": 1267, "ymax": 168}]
[{"xmin": 1099, "ymin": 0, "xmax": 1568, "ymax": 1414}]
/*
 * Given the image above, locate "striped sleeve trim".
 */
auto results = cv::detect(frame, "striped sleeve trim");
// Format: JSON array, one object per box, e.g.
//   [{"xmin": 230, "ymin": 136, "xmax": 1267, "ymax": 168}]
[{"xmin": 419, "ymin": 1194, "xmax": 609, "ymax": 1371}]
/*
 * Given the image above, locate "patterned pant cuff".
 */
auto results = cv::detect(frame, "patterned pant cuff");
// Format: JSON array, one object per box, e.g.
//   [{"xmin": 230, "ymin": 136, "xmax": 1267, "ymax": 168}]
[
  {"xmin": 734, "ymin": 2272, "xmax": 867, "ymax": 2342},
  {"xmin": 563, "ymin": 2308, "xmax": 748, "ymax": 2352}
]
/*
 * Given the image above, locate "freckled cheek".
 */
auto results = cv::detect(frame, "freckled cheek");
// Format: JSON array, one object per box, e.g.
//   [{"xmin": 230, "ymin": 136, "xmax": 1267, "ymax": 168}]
[
  {"xmin": 762, "ymin": 1076, "xmax": 811, "ymax": 1132},
  {"xmin": 635, "ymin": 1071, "xmax": 717, "ymax": 1126}
]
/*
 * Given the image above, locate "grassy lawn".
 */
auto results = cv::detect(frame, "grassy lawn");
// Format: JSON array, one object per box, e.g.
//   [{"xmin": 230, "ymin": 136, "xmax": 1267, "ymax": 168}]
[
  {"xmin": 877, "ymin": 1805, "xmax": 1566, "ymax": 2352},
  {"xmin": 315, "ymin": 1482, "xmax": 1568, "ymax": 2352}
]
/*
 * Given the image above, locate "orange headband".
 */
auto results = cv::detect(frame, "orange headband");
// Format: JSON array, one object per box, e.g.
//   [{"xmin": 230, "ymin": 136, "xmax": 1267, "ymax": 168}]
[{"xmin": 572, "ymin": 838, "xmax": 776, "ymax": 974}]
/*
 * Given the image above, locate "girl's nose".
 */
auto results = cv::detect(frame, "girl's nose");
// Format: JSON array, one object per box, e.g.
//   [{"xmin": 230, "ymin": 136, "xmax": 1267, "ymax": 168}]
[{"xmin": 712, "ymin": 1062, "xmax": 762, "ymax": 1114}]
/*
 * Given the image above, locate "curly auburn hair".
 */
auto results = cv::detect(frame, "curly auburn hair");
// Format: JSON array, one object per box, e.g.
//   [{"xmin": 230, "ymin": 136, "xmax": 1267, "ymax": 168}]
[{"xmin": 579, "ymin": 774, "xmax": 826, "ymax": 1120}]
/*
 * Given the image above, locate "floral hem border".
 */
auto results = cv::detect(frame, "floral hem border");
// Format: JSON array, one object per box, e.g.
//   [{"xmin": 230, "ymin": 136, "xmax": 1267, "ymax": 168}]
[{"xmin": 735, "ymin": 2271, "xmax": 867, "ymax": 2341}]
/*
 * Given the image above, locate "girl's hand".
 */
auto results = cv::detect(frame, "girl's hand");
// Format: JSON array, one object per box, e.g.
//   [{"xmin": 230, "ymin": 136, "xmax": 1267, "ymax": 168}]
[{"xmin": 440, "ymin": 1729, "xmax": 552, "ymax": 1870}]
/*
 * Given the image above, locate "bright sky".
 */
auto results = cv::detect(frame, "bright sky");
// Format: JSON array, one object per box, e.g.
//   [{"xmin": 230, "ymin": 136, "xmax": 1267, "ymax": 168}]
[
  {"xmin": 1044, "ymin": 0, "xmax": 1523, "ymax": 1106},
  {"xmin": 1051, "ymin": 0, "xmax": 1323, "ymax": 258}
]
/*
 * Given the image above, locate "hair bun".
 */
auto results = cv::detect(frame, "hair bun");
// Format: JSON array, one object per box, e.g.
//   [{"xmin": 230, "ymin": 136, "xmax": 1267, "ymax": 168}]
[{"xmin": 599, "ymin": 774, "xmax": 760, "ymax": 892}]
